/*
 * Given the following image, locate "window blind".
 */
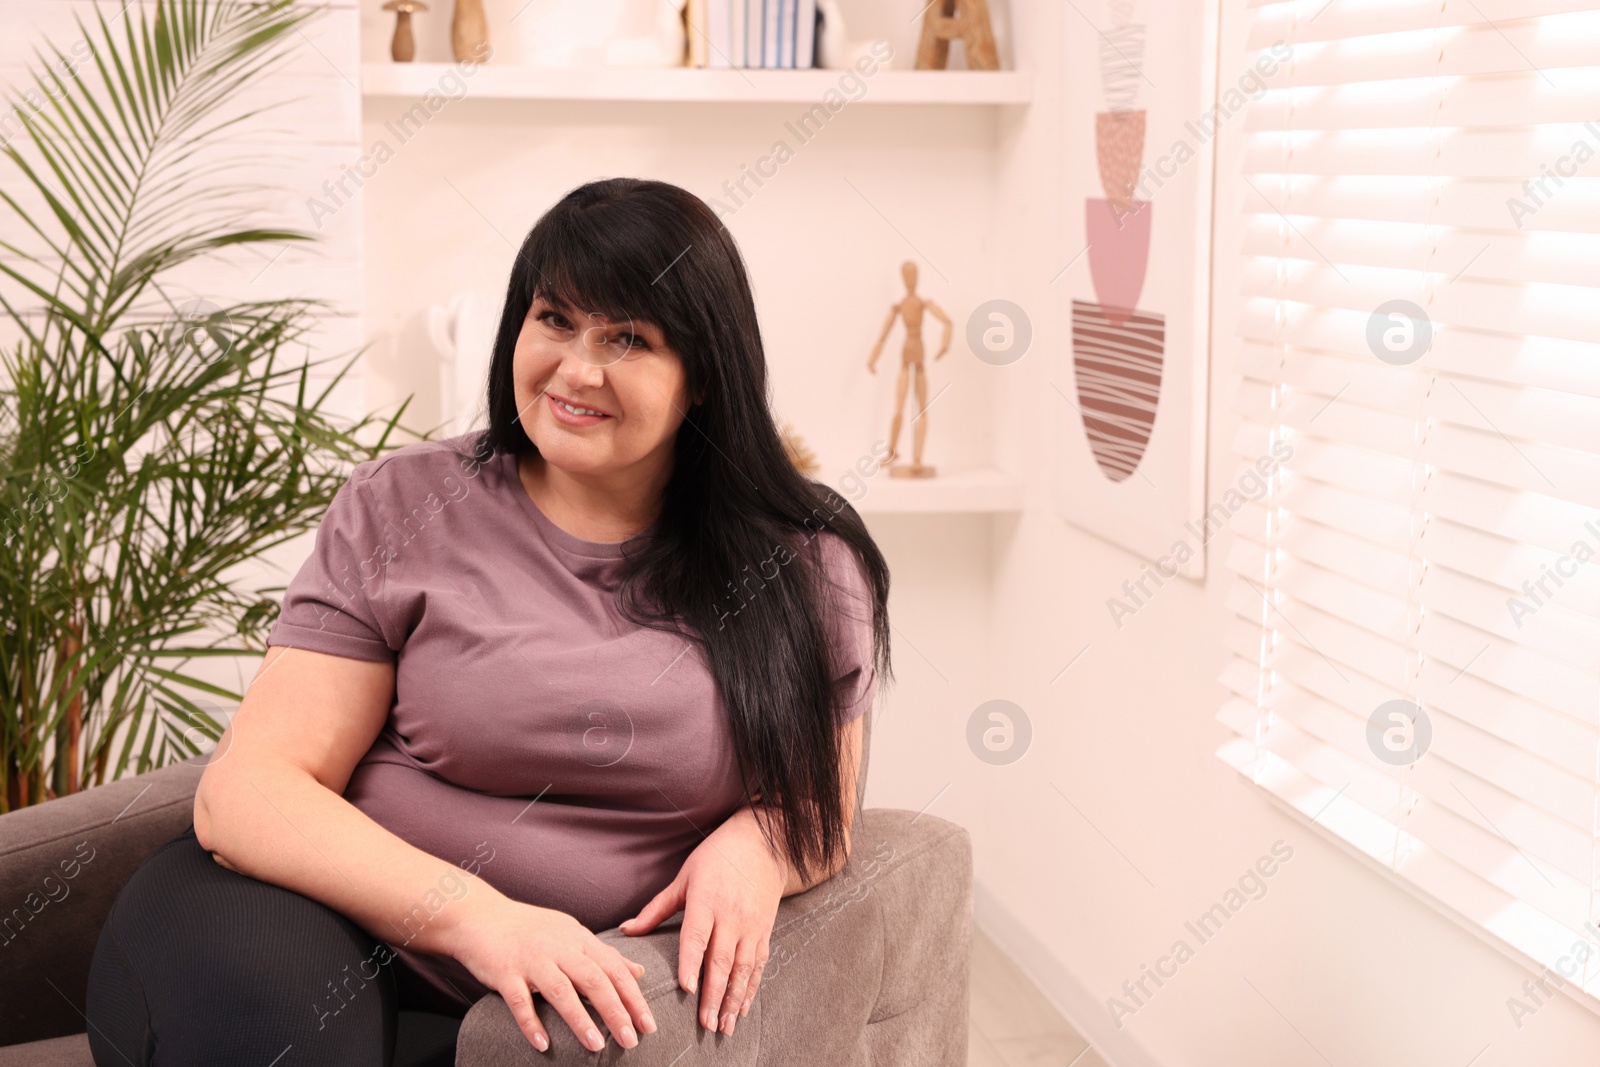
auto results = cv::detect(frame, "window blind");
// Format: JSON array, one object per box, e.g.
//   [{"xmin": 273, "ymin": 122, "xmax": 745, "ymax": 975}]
[{"xmin": 1215, "ymin": 0, "xmax": 1600, "ymax": 999}]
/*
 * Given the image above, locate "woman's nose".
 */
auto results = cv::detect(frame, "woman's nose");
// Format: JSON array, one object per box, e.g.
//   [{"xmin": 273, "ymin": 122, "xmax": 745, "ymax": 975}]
[{"xmin": 559, "ymin": 344, "xmax": 606, "ymax": 390}]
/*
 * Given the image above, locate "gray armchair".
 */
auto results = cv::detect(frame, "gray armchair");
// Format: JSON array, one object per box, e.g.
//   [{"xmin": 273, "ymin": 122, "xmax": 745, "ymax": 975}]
[{"xmin": 0, "ymin": 722, "xmax": 972, "ymax": 1066}]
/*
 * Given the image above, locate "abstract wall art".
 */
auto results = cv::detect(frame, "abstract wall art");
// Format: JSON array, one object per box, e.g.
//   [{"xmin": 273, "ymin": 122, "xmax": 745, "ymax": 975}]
[{"xmin": 1056, "ymin": 0, "xmax": 1214, "ymax": 580}]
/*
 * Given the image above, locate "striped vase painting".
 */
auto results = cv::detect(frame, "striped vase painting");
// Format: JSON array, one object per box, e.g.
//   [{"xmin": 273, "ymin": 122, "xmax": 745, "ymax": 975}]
[
  {"xmin": 1072, "ymin": 300, "xmax": 1165, "ymax": 482},
  {"xmin": 1075, "ymin": 0, "xmax": 1164, "ymax": 484}
]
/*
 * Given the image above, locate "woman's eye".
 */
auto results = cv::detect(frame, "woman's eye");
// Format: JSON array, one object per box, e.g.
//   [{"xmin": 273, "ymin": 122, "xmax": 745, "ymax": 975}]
[
  {"xmin": 616, "ymin": 333, "xmax": 647, "ymax": 350},
  {"xmin": 537, "ymin": 309, "xmax": 572, "ymax": 331}
]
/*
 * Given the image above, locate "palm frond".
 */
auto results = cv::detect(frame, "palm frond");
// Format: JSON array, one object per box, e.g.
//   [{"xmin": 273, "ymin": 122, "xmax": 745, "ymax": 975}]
[{"xmin": 0, "ymin": 1, "xmax": 420, "ymax": 810}]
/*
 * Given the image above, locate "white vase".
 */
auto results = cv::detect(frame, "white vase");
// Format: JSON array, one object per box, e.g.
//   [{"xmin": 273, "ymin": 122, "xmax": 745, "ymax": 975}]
[
  {"xmin": 514, "ymin": 0, "xmax": 684, "ymax": 68},
  {"xmin": 815, "ymin": 0, "xmax": 849, "ymax": 69}
]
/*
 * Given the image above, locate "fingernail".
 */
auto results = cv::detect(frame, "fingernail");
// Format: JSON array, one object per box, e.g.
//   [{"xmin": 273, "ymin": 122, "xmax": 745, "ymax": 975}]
[
  {"xmin": 686, "ymin": 976, "xmax": 697, "ymax": 994},
  {"xmin": 722, "ymin": 1013, "xmax": 736, "ymax": 1035},
  {"xmin": 586, "ymin": 1028, "xmax": 602, "ymax": 1050},
  {"xmin": 642, "ymin": 1011, "xmax": 657, "ymax": 1033},
  {"xmin": 741, "ymin": 998, "xmax": 751, "ymax": 1017},
  {"xmin": 533, "ymin": 1032, "xmax": 549, "ymax": 1052},
  {"xmin": 622, "ymin": 1025, "xmax": 637, "ymax": 1047}
]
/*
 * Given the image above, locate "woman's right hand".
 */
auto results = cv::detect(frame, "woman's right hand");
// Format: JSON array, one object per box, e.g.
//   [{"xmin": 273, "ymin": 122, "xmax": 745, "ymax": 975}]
[{"xmin": 452, "ymin": 895, "xmax": 657, "ymax": 1053}]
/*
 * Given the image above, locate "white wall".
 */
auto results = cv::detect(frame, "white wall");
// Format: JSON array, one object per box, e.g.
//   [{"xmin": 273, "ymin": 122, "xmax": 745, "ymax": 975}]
[{"xmin": 976, "ymin": 2, "xmax": 1600, "ymax": 1065}]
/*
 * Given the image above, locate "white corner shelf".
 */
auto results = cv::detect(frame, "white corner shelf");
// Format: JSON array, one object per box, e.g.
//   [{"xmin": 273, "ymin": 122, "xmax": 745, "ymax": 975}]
[
  {"xmin": 834, "ymin": 467, "xmax": 1023, "ymax": 515},
  {"xmin": 360, "ymin": 64, "xmax": 1034, "ymax": 105}
]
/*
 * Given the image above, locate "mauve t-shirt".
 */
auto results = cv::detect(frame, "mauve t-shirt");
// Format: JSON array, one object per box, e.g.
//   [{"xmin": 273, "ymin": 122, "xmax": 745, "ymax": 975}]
[{"xmin": 262, "ymin": 432, "xmax": 876, "ymax": 1010}]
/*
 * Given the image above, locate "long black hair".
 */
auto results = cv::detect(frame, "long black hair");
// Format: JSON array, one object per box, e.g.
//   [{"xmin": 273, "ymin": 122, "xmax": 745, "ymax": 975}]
[{"xmin": 463, "ymin": 177, "xmax": 890, "ymax": 882}]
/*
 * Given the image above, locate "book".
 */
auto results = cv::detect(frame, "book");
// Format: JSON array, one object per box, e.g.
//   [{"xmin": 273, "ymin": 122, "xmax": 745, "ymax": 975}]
[
  {"xmin": 762, "ymin": 0, "xmax": 780, "ymax": 67},
  {"xmin": 730, "ymin": 0, "xmax": 745, "ymax": 67},
  {"xmin": 796, "ymin": 0, "xmax": 817, "ymax": 68},
  {"xmin": 779, "ymin": 0, "xmax": 793, "ymax": 68},
  {"xmin": 709, "ymin": 0, "xmax": 731, "ymax": 67},
  {"xmin": 746, "ymin": 0, "xmax": 763, "ymax": 68}
]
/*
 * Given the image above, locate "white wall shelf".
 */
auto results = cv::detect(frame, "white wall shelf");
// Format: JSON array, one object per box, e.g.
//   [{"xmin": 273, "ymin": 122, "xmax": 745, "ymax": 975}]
[
  {"xmin": 361, "ymin": 65, "xmax": 1034, "ymax": 105},
  {"xmin": 836, "ymin": 467, "xmax": 1023, "ymax": 515}
]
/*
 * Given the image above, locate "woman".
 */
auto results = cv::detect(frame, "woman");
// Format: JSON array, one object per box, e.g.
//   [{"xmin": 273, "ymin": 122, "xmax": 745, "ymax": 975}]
[{"xmin": 84, "ymin": 177, "xmax": 890, "ymax": 1064}]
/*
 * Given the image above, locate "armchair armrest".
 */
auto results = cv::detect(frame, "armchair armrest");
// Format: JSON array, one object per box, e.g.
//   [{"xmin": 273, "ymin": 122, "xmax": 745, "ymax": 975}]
[{"xmin": 455, "ymin": 808, "xmax": 972, "ymax": 1067}]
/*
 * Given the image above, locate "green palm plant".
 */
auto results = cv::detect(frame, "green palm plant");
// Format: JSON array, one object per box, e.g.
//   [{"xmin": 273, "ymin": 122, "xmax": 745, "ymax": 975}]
[{"xmin": 0, "ymin": 0, "xmax": 416, "ymax": 810}]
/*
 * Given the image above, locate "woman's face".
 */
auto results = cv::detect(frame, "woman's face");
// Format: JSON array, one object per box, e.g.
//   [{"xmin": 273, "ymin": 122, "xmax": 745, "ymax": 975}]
[{"xmin": 512, "ymin": 295, "xmax": 691, "ymax": 479}]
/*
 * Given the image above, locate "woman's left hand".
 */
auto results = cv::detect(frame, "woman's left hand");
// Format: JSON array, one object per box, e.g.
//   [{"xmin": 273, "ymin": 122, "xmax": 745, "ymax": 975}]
[{"xmin": 620, "ymin": 805, "xmax": 786, "ymax": 1036}]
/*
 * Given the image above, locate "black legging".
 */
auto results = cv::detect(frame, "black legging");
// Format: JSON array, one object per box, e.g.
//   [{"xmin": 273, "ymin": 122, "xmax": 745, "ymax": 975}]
[{"xmin": 85, "ymin": 825, "xmax": 463, "ymax": 1066}]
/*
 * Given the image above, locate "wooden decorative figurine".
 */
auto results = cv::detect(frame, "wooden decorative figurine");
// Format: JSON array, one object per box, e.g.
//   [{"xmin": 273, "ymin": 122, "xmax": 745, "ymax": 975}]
[
  {"xmin": 915, "ymin": 0, "xmax": 1000, "ymax": 71},
  {"xmin": 867, "ymin": 261, "xmax": 951, "ymax": 478},
  {"xmin": 383, "ymin": 0, "xmax": 427, "ymax": 62},
  {"xmin": 452, "ymin": 0, "xmax": 489, "ymax": 63}
]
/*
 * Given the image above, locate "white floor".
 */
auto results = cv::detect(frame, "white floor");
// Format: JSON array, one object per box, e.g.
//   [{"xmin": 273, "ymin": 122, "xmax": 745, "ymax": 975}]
[{"xmin": 969, "ymin": 929, "xmax": 1109, "ymax": 1067}]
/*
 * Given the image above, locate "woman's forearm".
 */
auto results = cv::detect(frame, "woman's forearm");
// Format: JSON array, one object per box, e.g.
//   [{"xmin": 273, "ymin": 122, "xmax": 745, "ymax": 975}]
[{"xmin": 195, "ymin": 757, "xmax": 507, "ymax": 961}]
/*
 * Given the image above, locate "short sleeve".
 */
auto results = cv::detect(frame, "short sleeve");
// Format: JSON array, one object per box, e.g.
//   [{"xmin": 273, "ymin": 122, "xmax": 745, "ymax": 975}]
[
  {"xmin": 265, "ymin": 469, "xmax": 399, "ymax": 664},
  {"xmin": 817, "ymin": 533, "xmax": 878, "ymax": 725}
]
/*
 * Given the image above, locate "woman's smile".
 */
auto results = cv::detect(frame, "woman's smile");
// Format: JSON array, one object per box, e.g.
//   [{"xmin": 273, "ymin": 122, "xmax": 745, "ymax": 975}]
[{"xmin": 546, "ymin": 390, "xmax": 612, "ymax": 427}]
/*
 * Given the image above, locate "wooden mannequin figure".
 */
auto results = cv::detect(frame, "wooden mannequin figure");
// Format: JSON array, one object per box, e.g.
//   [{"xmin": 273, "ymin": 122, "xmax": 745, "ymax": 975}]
[{"xmin": 867, "ymin": 260, "xmax": 952, "ymax": 478}]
